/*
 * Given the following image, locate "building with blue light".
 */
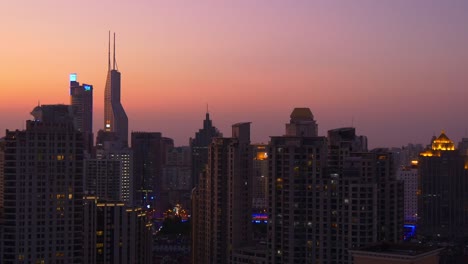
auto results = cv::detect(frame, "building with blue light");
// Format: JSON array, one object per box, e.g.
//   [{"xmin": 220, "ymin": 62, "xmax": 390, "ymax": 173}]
[{"xmin": 70, "ymin": 73, "xmax": 93, "ymax": 154}]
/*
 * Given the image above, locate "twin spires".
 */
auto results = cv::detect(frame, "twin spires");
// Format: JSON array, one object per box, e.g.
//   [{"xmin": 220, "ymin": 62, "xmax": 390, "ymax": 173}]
[{"xmin": 108, "ymin": 31, "xmax": 118, "ymax": 72}]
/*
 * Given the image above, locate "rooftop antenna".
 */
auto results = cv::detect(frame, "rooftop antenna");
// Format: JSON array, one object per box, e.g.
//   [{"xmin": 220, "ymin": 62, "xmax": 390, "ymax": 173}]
[
  {"xmin": 206, "ymin": 103, "xmax": 209, "ymax": 113},
  {"xmin": 113, "ymin": 32, "xmax": 117, "ymax": 71},
  {"xmin": 108, "ymin": 31, "xmax": 111, "ymax": 71}
]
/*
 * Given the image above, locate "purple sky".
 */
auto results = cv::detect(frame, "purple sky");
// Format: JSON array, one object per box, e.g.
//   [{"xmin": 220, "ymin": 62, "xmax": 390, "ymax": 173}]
[{"xmin": 1, "ymin": 0, "xmax": 468, "ymax": 147}]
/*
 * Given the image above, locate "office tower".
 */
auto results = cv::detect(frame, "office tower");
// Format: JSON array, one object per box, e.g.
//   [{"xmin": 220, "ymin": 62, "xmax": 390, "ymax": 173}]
[
  {"xmin": 69, "ymin": 73, "xmax": 93, "ymax": 154},
  {"xmin": 104, "ymin": 32, "xmax": 128, "ymax": 147},
  {"xmin": 83, "ymin": 197, "xmax": 152, "ymax": 264},
  {"xmin": 96, "ymin": 130, "xmax": 133, "ymax": 204},
  {"xmin": 1, "ymin": 105, "xmax": 84, "ymax": 263},
  {"xmin": 267, "ymin": 108, "xmax": 329, "ymax": 264},
  {"xmin": 190, "ymin": 111, "xmax": 222, "ymax": 188},
  {"xmin": 252, "ymin": 144, "xmax": 268, "ymax": 212},
  {"xmin": 418, "ymin": 131, "xmax": 468, "ymax": 239},
  {"xmin": 397, "ymin": 163, "xmax": 419, "ymax": 223},
  {"xmin": 192, "ymin": 123, "xmax": 252, "ymax": 264},
  {"xmin": 85, "ymin": 159, "xmax": 122, "ymax": 200},
  {"xmin": 131, "ymin": 132, "xmax": 173, "ymax": 211}
]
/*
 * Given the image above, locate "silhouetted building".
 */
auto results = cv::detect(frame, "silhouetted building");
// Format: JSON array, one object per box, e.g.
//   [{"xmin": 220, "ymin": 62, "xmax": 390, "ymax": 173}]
[
  {"xmin": 328, "ymin": 127, "xmax": 367, "ymax": 170},
  {"xmin": 267, "ymin": 108, "xmax": 329, "ymax": 264},
  {"xmin": 83, "ymin": 197, "xmax": 152, "ymax": 264},
  {"xmin": 458, "ymin": 138, "xmax": 468, "ymax": 156},
  {"xmin": 190, "ymin": 111, "xmax": 222, "ymax": 188},
  {"xmin": 252, "ymin": 144, "xmax": 268, "ymax": 212},
  {"xmin": 1, "ymin": 105, "xmax": 84, "ymax": 263},
  {"xmin": 161, "ymin": 147, "xmax": 192, "ymax": 209},
  {"xmin": 350, "ymin": 243, "xmax": 443, "ymax": 264},
  {"xmin": 131, "ymin": 132, "xmax": 173, "ymax": 212},
  {"xmin": 0, "ymin": 139, "xmax": 4, "ymax": 227},
  {"xmin": 192, "ymin": 123, "xmax": 252, "ymax": 264},
  {"xmin": 418, "ymin": 131, "xmax": 468, "ymax": 239},
  {"xmin": 267, "ymin": 109, "xmax": 403, "ymax": 264},
  {"xmin": 69, "ymin": 73, "xmax": 93, "ymax": 154},
  {"xmin": 85, "ymin": 159, "xmax": 122, "ymax": 201},
  {"xmin": 104, "ymin": 32, "xmax": 128, "ymax": 147}
]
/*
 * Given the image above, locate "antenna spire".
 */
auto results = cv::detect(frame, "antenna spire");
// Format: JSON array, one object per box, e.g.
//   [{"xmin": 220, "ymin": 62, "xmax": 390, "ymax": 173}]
[
  {"xmin": 113, "ymin": 32, "xmax": 116, "ymax": 70},
  {"xmin": 108, "ymin": 31, "xmax": 111, "ymax": 71}
]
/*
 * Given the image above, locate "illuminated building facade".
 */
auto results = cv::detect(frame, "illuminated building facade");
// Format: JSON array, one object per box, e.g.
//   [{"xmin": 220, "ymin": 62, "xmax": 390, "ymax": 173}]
[
  {"xmin": 1, "ymin": 105, "xmax": 84, "ymax": 263},
  {"xmin": 252, "ymin": 144, "xmax": 268, "ymax": 211},
  {"xmin": 69, "ymin": 73, "xmax": 93, "ymax": 154},
  {"xmin": 397, "ymin": 164, "xmax": 419, "ymax": 223},
  {"xmin": 96, "ymin": 131, "xmax": 133, "ymax": 204},
  {"xmin": 192, "ymin": 123, "xmax": 253, "ymax": 264},
  {"xmin": 418, "ymin": 131, "xmax": 468, "ymax": 239},
  {"xmin": 83, "ymin": 197, "xmax": 152, "ymax": 264},
  {"xmin": 104, "ymin": 32, "xmax": 128, "ymax": 147}
]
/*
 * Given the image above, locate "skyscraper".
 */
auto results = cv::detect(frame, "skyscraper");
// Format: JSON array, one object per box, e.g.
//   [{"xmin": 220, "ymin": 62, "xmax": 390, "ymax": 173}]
[
  {"xmin": 69, "ymin": 73, "xmax": 93, "ymax": 154},
  {"xmin": 95, "ymin": 131, "xmax": 133, "ymax": 204},
  {"xmin": 1, "ymin": 105, "xmax": 84, "ymax": 263},
  {"xmin": 418, "ymin": 131, "xmax": 468, "ymax": 239},
  {"xmin": 192, "ymin": 123, "xmax": 252, "ymax": 264},
  {"xmin": 267, "ymin": 109, "xmax": 403, "ymax": 264},
  {"xmin": 104, "ymin": 32, "xmax": 128, "ymax": 147},
  {"xmin": 267, "ymin": 109, "xmax": 329, "ymax": 264},
  {"xmin": 190, "ymin": 111, "xmax": 222, "ymax": 188}
]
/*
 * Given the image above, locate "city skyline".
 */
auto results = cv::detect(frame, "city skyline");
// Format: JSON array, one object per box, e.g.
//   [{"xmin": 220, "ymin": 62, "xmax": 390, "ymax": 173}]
[{"xmin": 1, "ymin": 1, "xmax": 468, "ymax": 147}]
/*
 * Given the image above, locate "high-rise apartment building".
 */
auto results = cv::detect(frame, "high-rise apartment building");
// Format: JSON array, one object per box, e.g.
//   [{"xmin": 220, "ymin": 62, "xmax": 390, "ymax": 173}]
[
  {"xmin": 83, "ymin": 197, "xmax": 152, "ymax": 264},
  {"xmin": 267, "ymin": 109, "xmax": 329, "ymax": 264},
  {"xmin": 266, "ymin": 109, "xmax": 403, "ymax": 264},
  {"xmin": 397, "ymin": 164, "xmax": 419, "ymax": 223},
  {"xmin": 0, "ymin": 105, "xmax": 84, "ymax": 263},
  {"xmin": 190, "ymin": 111, "xmax": 222, "ymax": 188},
  {"xmin": 69, "ymin": 73, "xmax": 93, "ymax": 153},
  {"xmin": 104, "ymin": 32, "xmax": 128, "ymax": 147},
  {"xmin": 252, "ymin": 144, "xmax": 268, "ymax": 212},
  {"xmin": 418, "ymin": 131, "xmax": 468, "ymax": 239},
  {"xmin": 192, "ymin": 123, "xmax": 252, "ymax": 264}
]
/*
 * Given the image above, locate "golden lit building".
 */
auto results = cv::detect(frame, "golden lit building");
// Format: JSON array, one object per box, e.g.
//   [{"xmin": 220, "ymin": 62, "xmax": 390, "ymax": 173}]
[{"xmin": 418, "ymin": 131, "xmax": 468, "ymax": 239}]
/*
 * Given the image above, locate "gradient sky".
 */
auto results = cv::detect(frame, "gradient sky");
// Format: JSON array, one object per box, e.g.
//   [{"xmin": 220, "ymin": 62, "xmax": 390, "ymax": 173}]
[{"xmin": 1, "ymin": 0, "xmax": 468, "ymax": 147}]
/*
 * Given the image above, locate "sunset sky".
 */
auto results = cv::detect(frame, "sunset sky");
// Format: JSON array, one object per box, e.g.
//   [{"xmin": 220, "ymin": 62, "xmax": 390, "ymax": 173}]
[{"xmin": 1, "ymin": 0, "xmax": 468, "ymax": 147}]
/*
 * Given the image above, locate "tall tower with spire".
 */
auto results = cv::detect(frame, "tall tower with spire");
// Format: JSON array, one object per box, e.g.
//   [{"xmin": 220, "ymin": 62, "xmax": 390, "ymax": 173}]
[{"xmin": 104, "ymin": 31, "xmax": 128, "ymax": 146}]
